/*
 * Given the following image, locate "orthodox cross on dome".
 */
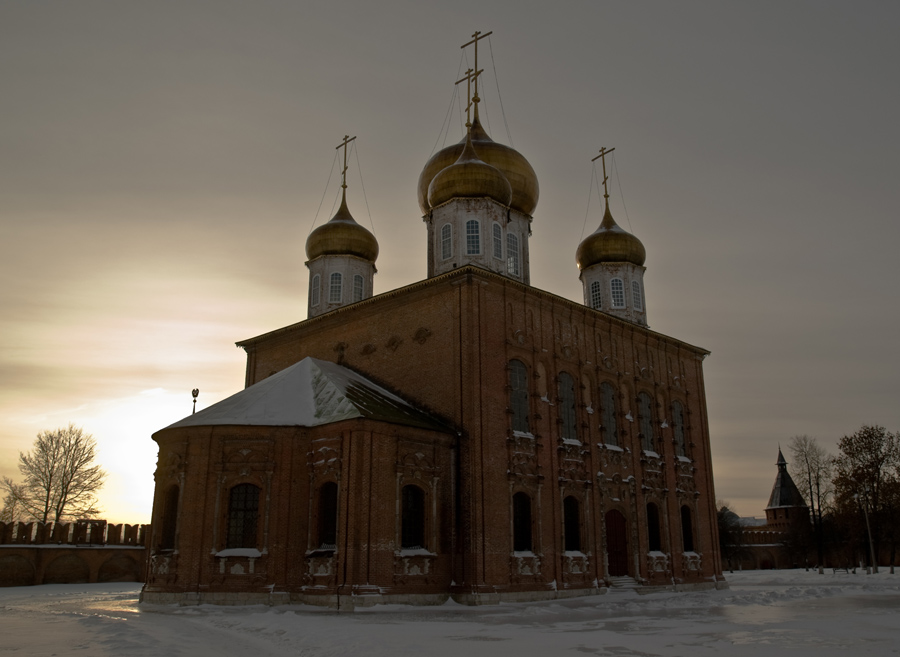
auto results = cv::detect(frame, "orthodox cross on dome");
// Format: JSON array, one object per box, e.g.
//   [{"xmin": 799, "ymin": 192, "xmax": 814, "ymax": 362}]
[
  {"xmin": 461, "ymin": 30, "xmax": 492, "ymax": 118},
  {"xmin": 336, "ymin": 134, "xmax": 357, "ymax": 190},
  {"xmin": 455, "ymin": 67, "xmax": 483, "ymax": 129},
  {"xmin": 591, "ymin": 146, "xmax": 616, "ymax": 201}
]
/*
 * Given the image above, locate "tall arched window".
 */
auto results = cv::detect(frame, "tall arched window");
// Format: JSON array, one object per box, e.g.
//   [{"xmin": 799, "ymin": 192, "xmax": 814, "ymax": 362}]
[
  {"xmin": 563, "ymin": 496, "xmax": 581, "ymax": 552},
  {"xmin": 638, "ymin": 392, "xmax": 655, "ymax": 452},
  {"xmin": 352, "ymin": 274, "xmax": 364, "ymax": 302},
  {"xmin": 590, "ymin": 281, "xmax": 602, "ymax": 310},
  {"xmin": 558, "ymin": 372, "xmax": 577, "ymax": 441},
  {"xmin": 492, "ymin": 223, "xmax": 503, "ymax": 259},
  {"xmin": 632, "ymin": 280, "xmax": 643, "ymax": 311},
  {"xmin": 401, "ymin": 485, "xmax": 425, "ymax": 549},
  {"xmin": 647, "ymin": 503, "xmax": 661, "ymax": 552},
  {"xmin": 610, "ymin": 278, "xmax": 625, "ymax": 308},
  {"xmin": 681, "ymin": 505, "xmax": 694, "ymax": 552},
  {"xmin": 507, "ymin": 233, "xmax": 520, "ymax": 276},
  {"xmin": 600, "ymin": 382, "xmax": 618, "ymax": 447},
  {"xmin": 512, "ymin": 492, "xmax": 532, "ymax": 552},
  {"xmin": 329, "ymin": 272, "xmax": 342, "ymax": 304},
  {"xmin": 159, "ymin": 485, "xmax": 179, "ymax": 550},
  {"xmin": 466, "ymin": 219, "xmax": 480, "ymax": 255},
  {"xmin": 310, "ymin": 274, "xmax": 321, "ymax": 307},
  {"xmin": 441, "ymin": 224, "xmax": 452, "ymax": 260},
  {"xmin": 509, "ymin": 359, "xmax": 530, "ymax": 433},
  {"xmin": 226, "ymin": 483, "xmax": 260, "ymax": 549},
  {"xmin": 317, "ymin": 482, "xmax": 338, "ymax": 550},
  {"xmin": 672, "ymin": 401, "xmax": 686, "ymax": 457}
]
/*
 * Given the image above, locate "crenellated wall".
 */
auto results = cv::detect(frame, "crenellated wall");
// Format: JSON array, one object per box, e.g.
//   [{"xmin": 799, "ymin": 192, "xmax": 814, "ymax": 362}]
[{"xmin": 0, "ymin": 520, "xmax": 149, "ymax": 587}]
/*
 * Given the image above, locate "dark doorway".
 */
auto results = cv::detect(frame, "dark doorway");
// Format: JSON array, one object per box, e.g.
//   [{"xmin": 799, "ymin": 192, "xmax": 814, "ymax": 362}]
[{"xmin": 605, "ymin": 509, "xmax": 629, "ymax": 576}]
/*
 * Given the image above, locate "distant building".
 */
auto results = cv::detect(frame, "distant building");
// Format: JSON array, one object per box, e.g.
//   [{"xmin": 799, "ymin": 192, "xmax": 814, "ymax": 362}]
[
  {"xmin": 141, "ymin": 38, "xmax": 724, "ymax": 607},
  {"xmin": 740, "ymin": 449, "xmax": 810, "ymax": 569}
]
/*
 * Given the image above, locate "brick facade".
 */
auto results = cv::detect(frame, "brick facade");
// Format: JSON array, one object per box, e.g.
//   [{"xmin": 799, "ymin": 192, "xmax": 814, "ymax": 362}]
[{"xmin": 141, "ymin": 266, "xmax": 725, "ymax": 607}]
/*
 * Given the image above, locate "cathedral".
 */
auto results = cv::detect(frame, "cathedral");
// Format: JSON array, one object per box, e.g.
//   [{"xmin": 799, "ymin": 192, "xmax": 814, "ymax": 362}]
[{"xmin": 141, "ymin": 36, "xmax": 725, "ymax": 607}]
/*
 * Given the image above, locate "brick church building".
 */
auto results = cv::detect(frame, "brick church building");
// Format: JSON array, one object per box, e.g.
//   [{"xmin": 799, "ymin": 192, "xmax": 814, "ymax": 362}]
[{"xmin": 141, "ymin": 39, "xmax": 725, "ymax": 607}]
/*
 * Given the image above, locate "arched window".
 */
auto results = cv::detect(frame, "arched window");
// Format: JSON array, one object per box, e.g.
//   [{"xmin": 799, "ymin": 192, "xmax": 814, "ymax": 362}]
[
  {"xmin": 563, "ymin": 496, "xmax": 581, "ymax": 552},
  {"xmin": 401, "ymin": 485, "xmax": 425, "ymax": 549},
  {"xmin": 632, "ymin": 280, "xmax": 643, "ymax": 311},
  {"xmin": 507, "ymin": 233, "xmax": 520, "ymax": 276},
  {"xmin": 226, "ymin": 483, "xmax": 260, "ymax": 549},
  {"xmin": 466, "ymin": 219, "xmax": 480, "ymax": 255},
  {"xmin": 441, "ymin": 224, "xmax": 452, "ymax": 260},
  {"xmin": 512, "ymin": 492, "xmax": 532, "ymax": 552},
  {"xmin": 681, "ymin": 505, "xmax": 694, "ymax": 552},
  {"xmin": 329, "ymin": 272, "xmax": 342, "ymax": 304},
  {"xmin": 317, "ymin": 482, "xmax": 338, "ymax": 550},
  {"xmin": 492, "ymin": 223, "xmax": 503, "ymax": 259},
  {"xmin": 638, "ymin": 392, "xmax": 655, "ymax": 452},
  {"xmin": 310, "ymin": 274, "xmax": 321, "ymax": 307},
  {"xmin": 590, "ymin": 281, "xmax": 602, "ymax": 310},
  {"xmin": 159, "ymin": 484, "xmax": 179, "ymax": 550},
  {"xmin": 610, "ymin": 278, "xmax": 625, "ymax": 308},
  {"xmin": 600, "ymin": 382, "xmax": 618, "ymax": 447},
  {"xmin": 558, "ymin": 372, "xmax": 577, "ymax": 441},
  {"xmin": 352, "ymin": 274, "xmax": 364, "ymax": 302},
  {"xmin": 509, "ymin": 359, "xmax": 530, "ymax": 433},
  {"xmin": 647, "ymin": 503, "xmax": 661, "ymax": 552},
  {"xmin": 672, "ymin": 401, "xmax": 686, "ymax": 457}
]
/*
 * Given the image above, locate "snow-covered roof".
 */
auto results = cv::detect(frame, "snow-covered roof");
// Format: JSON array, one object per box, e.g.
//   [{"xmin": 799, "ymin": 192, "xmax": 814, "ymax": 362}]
[{"xmin": 161, "ymin": 357, "xmax": 451, "ymax": 433}]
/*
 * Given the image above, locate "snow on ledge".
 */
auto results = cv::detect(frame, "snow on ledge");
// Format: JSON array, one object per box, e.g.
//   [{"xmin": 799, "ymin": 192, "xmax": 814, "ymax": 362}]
[
  {"xmin": 397, "ymin": 548, "xmax": 436, "ymax": 557},
  {"xmin": 643, "ymin": 450, "xmax": 660, "ymax": 458},
  {"xmin": 215, "ymin": 548, "xmax": 262, "ymax": 558},
  {"xmin": 512, "ymin": 430, "xmax": 535, "ymax": 439}
]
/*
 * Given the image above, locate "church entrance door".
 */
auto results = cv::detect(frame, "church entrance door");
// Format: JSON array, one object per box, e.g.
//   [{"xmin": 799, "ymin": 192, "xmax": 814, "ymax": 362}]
[{"xmin": 605, "ymin": 509, "xmax": 629, "ymax": 576}]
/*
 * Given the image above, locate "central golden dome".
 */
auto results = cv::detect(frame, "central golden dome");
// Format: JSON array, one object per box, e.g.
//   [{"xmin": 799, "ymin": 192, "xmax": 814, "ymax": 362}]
[
  {"xmin": 576, "ymin": 203, "xmax": 646, "ymax": 269},
  {"xmin": 427, "ymin": 133, "xmax": 512, "ymax": 208},
  {"xmin": 418, "ymin": 116, "xmax": 538, "ymax": 216},
  {"xmin": 306, "ymin": 193, "xmax": 379, "ymax": 263}
]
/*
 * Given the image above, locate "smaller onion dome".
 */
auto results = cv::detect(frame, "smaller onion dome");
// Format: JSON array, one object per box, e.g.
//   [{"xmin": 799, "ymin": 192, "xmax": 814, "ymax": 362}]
[
  {"xmin": 427, "ymin": 132, "xmax": 512, "ymax": 209},
  {"xmin": 576, "ymin": 202, "xmax": 646, "ymax": 269},
  {"xmin": 306, "ymin": 192, "xmax": 379, "ymax": 263}
]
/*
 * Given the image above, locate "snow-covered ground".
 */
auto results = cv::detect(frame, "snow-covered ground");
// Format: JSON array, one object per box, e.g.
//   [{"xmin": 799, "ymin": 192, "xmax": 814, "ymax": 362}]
[{"xmin": 2, "ymin": 570, "xmax": 899, "ymax": 656}]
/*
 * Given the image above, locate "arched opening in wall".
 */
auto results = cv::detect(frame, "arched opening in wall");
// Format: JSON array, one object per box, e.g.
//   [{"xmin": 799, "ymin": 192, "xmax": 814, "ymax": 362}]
[
  {"xmin": 159, "ymin": 484, "xmax": 179, "ymax": 550},
  {"xmin": 310, "ymin": 274, "xmax": 321, "ymax": 306},
  {"xmin": 600, "ymin": 381, "xmax": 618, "ymax": 446},
  {"xmin": 509, "ymin": 359, "xmax": 530, "ymax": 433},
  {"xmin": 507, "ymin": 233, "xmax": 520, "ymax": 276},
  {"xmin": 558, "ymin": 372, "xmax": 577, "ymax": 442},
  {"xmin": 441, "ymin": 224, "xmax": 452, "ymax": 260},
  {"xmin": 44, "ymin": 554, "xmax": 90, "ymax": 584},
  {"xmin": 98, "ymin": 553, "xmax": 140, "ymax": 582},
  {"xmin": 681, "ymin": 505, "xmax": 695, "ymax": 552},
  {"xmin": 672, "ymin": 401, "xmax": 686, "ymax": 457},
  {"xmin": 317, "ymin": 482, "xmax": 338, "ymax": 550},
  {"xmin": 632, "ymin": 280, "xmax": 643, "ymax": 311},
  {"xmin": 492, "ymin": 222, "xmax": 503, "ymax": 259},
  {"xmin": 512, "ymin": 492, "xmax": 533, "ymax": 552},
  {"xmin": 604, "ymin": 509, "xmax": 628, "ymax": 576},
  {"xmin": 401, "ymin": 484, "xmax": 425, "ymax": 550},
  {"xmin": 563, "ymin": 496, "xmax": 581, "ymax": 552},
  {"xmin": 647, "ymin": 503, "xmax": 662, "ymax": 552},
  {"xmin": 610, "ymin": 278, "xmax": 625, "ymax": 308},
  {"xmin": 227, "ymin": 483, "xmax": 260, "ymax": 549},
  {"xmin": 638, "ymin": 392, "xmax": 655, "ymax": 452},
  {"xmin": 0, "ymin": 555, "xmax": 34, "ymax": 586}
]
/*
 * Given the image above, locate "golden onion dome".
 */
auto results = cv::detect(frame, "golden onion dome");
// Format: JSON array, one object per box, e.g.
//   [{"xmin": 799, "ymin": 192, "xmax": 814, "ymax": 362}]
[
  {"xmin": 418, "ymin": 116, "xmax": 538, "ymax": 216},
  {"xmin": 576, "ymin": 202, "xmax": 646, "ymax": 269},
  {"xmin": 306, "ymin": 192, "xmax": 379, "ymax": 263},
  {"xmin": 427, "ymin": 133, "xmax": 512, "ymax": 208}
]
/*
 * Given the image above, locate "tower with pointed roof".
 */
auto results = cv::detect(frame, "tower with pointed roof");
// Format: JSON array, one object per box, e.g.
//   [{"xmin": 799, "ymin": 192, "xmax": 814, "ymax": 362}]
[
  {"xmin": 764, "ymin": 448, "xmax": 809, "ymax": 530},
  {"xmin": 576, "ymin": 148, "xmax": 648, "ymax": 326},
  {"xmin": 305, "ymin": 136, "xmax": 378, "ymax": 319}
]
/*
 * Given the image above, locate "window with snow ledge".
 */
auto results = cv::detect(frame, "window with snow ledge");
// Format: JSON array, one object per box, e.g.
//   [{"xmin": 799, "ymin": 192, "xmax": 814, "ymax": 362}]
[
  {"xmin": 509, "ymin": 359, "xmax": 530, "ymax": 433},
  {"xmin": 558, "ymin": 371, "xmax": 577, "ymax": 442}
]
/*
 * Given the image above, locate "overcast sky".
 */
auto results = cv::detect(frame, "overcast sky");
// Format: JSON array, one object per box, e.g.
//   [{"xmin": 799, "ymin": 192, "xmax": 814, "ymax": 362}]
[{"xmin": 2, "ymin": 1, "xmax": 898, "ymax": 523}]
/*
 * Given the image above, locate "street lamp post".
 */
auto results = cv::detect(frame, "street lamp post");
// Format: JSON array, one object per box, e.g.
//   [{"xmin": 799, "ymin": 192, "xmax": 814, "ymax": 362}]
[{"xmin": 855, "ymin": 491, "xmax": 878, "ymax": 574}]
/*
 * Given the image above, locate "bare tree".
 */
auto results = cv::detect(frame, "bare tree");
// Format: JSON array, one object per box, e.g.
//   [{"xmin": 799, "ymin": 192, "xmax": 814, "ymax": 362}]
[
  {"xmin": 787, "ymin": 435, "xmax": 832, "ymax": 571},
  {"xmin": 0, "ymin": 424, "xmax": 106, "ymax": 523}
]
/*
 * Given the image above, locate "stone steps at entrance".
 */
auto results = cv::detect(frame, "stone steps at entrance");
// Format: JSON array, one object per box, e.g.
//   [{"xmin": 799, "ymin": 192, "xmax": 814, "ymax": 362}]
[{"xmin": 607, "ymin": 576, "xmax": 641, "ymax": 591}]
